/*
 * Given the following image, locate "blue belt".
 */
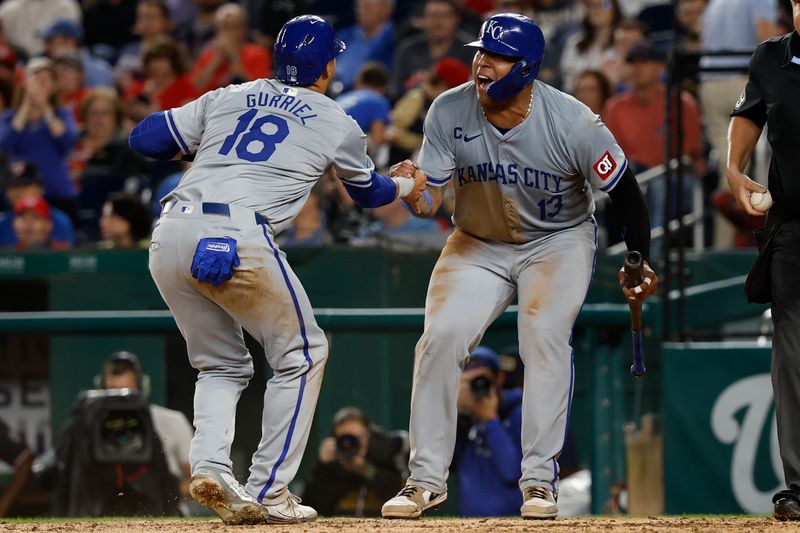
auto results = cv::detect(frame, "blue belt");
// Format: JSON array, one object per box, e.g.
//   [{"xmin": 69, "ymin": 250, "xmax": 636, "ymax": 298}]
[{"xmin": 201, "ymin": 202, "xmax": 268, "ymax": 225}]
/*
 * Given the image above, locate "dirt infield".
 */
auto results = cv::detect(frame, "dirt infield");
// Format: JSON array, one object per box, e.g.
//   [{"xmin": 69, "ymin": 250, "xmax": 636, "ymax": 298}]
[{"xmin": 2, "ymin": 517, "xmax": 800, "ymax": 533}]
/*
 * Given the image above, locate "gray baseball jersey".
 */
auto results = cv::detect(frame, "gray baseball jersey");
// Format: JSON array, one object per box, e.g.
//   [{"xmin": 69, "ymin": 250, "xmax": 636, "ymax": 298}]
[
  {"xmin": 400, "ymin": 80, "xmax": 626, "ymax": 504},
  {"xmin": 418, "ymin": 79, "xmax": 627, "ymax": 242},
  {"xmin": 165, "ymin": 78, "xmax": 374, "ymax": 233},
  {"xmin": 148, "ymin": 78, "xmax": 379, "ymax": 505}
]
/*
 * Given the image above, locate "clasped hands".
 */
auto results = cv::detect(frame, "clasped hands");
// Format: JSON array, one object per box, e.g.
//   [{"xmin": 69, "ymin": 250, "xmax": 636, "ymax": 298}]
[{"xmin": 388, "ymin": 159, "xmax": 429, "ymax": 215}]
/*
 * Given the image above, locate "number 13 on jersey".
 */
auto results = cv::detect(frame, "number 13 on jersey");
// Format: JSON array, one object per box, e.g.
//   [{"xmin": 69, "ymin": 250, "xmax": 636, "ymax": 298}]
[
  {"xmin": 219, "ymin": 110, "xmax": 289, "ymax": 162},
  {"xmin": 538, "ymin": 194, "xmax": 563, "ymax": 220}
]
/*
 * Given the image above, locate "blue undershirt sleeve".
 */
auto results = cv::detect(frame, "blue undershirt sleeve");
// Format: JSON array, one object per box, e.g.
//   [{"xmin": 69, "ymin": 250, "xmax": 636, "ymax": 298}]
[
  {"xmin": 342, "ymin": 170, "xmax": 398, "ymax": 208},
  {"xmin": 128, "ymin": 112, "xmax": 181, "ymax": 160}
]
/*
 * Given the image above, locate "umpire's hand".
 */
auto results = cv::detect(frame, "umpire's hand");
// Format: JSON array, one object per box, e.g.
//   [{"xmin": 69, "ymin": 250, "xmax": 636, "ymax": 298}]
[{"xmin": 726, "ymin": 167, "xmax": 768, "ymax": 217}]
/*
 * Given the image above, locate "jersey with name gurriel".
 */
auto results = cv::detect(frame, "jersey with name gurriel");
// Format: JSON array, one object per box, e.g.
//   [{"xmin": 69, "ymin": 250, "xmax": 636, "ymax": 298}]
[
  {"xmin": 418, "ymin": 80, "xmax": 628, "ymax": 243},
  {"xmin": 163, "ymin": 78, "xmax": 373, "ymax": 233}
]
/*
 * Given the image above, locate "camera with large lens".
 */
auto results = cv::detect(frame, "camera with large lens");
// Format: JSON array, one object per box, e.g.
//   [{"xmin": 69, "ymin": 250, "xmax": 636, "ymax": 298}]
[
  {"xmin": 335, "ymin": 434, "xmax": 361, "ymax": 460},
  {"xmin": 52, "ymin": 388, "xmax": 179, "ymax": 517},
  {"xmin": 77, "ymin": 389, "xmax": 154, "ymax": 464},
  {"xmin": 470, "ymin": 376, "xmax": 493, "ymax": 399}
]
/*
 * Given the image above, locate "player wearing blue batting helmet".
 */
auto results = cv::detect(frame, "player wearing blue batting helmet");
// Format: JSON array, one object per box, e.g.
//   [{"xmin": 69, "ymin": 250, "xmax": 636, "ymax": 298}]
[
  {"xmin": 274, "ymin": 15, "xmax": 346, "ymax": 86},
  {"xmin": 465, "ymin": 13, "xmax": 545, "ymax": 101}
]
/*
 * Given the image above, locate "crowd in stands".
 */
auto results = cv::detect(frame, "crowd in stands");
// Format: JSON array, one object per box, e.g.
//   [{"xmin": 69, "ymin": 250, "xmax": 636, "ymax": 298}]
[{"xmin": 0, "ymin": 0, "xmax": 794, "ymax": 252}]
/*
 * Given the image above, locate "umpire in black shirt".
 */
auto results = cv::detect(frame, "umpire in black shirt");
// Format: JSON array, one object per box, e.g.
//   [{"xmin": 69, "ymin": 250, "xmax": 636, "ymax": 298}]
[{"xmin": 727, "ymin": 0, "xmax": 800, "ymax": 521}]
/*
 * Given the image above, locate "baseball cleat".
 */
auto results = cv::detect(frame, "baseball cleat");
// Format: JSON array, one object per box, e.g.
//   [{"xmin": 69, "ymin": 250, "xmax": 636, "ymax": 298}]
[
  {"xmin": 521, "ymin": 486, "xmax": 558, "ymax": 519},
  {"xmin": 381, "ymin": 484, "xmax": 447, "ymax": 519},
  {"xmin": 189, "ymin": 467, "xmax": 267, "ymax": 525},
  {"xmin": 261, "ymin": 489, "xmax": 318, "ymax": 523},
  {"xmin": 774, "ymin": 497, "xmax": 800, "ymax": 521}
]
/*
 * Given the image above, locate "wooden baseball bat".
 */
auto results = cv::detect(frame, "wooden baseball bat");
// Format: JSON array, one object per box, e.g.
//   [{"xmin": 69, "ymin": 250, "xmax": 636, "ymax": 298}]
[{"xmin": 624, "ymin": 251, "xmax": 646, "ymax": 377}]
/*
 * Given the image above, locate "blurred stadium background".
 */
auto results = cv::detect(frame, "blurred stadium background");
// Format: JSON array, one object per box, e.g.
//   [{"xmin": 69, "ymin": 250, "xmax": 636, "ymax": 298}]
[{"xmin": 0, "ymin": 0, "xmax": 789, "ymax": 521}]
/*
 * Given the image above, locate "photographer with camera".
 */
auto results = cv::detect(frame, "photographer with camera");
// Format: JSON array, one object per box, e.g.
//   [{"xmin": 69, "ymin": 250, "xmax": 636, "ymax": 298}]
[
  {"xmin": 97, "ymin": 352, "xmax": 193, "ymax": 499},
  {"xmin": 452, "ymin": 346, "xmax": 523, "ymax": 517},
  {"xmin": 48, "ymin": 351, "xmax": 192, "ymax": 517},
  {"xmin": 302, "ymin": 407, "xmax": 408, "ymax": 517}
]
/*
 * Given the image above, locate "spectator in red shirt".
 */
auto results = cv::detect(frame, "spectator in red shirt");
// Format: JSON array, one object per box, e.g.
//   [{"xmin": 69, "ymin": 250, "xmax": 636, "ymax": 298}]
[
  {"xmin": 125, "ymin": 37, "xmax": 198, "ymax": 122},
  {"xmin": 11, "ymin": 195, "xmax": 71, "ymax": 250},
  {"xmin": 604, "ymin": 42, "xmax": 702, "ymax": 171},
  {"xmin": 116, "ymin": 0, "xmax": 176, "ymax": 95},
  {"xmin": 190, "ymin": 3, "xmax": 271, "ymax": 94},
  {"xmin": 603, "ymin": 41, "xmax": 703, "ymax": 252}
]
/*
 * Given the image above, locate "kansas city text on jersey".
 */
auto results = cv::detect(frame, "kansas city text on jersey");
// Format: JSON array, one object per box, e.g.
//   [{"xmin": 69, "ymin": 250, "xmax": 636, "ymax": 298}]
[{"xmin": 453, "ymin": 162, "xmax": 565, "ymax": 193}]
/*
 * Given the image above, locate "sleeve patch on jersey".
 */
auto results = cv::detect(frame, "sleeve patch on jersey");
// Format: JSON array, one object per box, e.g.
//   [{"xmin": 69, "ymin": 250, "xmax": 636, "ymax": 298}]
[{"xmin": 593, "ymin": 151, "xmax": 617, "ymax": 181}]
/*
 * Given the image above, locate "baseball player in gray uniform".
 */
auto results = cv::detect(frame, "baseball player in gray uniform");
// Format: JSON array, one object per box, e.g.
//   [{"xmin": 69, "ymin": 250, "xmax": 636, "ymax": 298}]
[
  {"xmin": 382, "ymin": 14, "xmax": 659, "ymax": 519},
  {"xmin": 129, "ymin": 16, "xmax": 424, "ymax": 525}
]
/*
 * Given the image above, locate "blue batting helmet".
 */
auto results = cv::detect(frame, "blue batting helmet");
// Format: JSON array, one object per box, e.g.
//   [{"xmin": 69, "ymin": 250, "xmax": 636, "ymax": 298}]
[
  {"xmin": 273, "ymin": 15, "xmax": 346, "ymax": 86},
  {"xmin": 465, "ymin": 13, "xmax": 545, "ymax": 100}
]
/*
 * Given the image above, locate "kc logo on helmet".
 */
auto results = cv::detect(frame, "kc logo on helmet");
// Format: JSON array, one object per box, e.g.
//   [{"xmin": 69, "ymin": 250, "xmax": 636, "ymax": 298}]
[
  {"xmin": 593, "ymin": 151, "xmax": 617, "ymax": 180},
  {"xmin": 485, "ymin": 20, "xmax": 504, "ymax": 40}
]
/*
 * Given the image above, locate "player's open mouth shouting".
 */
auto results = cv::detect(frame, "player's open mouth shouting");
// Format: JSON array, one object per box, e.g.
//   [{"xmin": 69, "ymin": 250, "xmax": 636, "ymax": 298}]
[{"xmin": 476, "ymin": 73, "xmax": 493, "ymax": 93}]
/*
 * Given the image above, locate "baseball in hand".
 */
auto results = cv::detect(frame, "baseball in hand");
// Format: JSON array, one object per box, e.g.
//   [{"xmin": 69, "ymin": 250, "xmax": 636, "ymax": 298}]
[{"xmin": 749, "ymin": 190, "xmax": 773, "ymax": 212}]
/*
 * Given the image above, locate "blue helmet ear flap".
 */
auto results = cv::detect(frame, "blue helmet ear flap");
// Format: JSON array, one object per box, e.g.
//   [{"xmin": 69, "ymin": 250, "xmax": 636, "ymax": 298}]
[{"xmin": 486, "ymin": 59, "xmax": 541, "ymax": 101}]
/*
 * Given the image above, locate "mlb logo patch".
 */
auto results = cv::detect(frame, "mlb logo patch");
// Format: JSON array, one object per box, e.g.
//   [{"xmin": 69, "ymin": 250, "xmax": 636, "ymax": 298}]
[
  {"xmin": 180, "ymin": 205, "xmax": 194, "ymax": 214},
  {"xmin": 283, "ymin": 86, "xmax": 298, "ymax": 96},
  {"xmin": 593, "ymin": 151, "xmax": 617, "ymax": 180},
  {"xmin": 206, "ymin": 241, "xmax": 230, "ymax": 253}
]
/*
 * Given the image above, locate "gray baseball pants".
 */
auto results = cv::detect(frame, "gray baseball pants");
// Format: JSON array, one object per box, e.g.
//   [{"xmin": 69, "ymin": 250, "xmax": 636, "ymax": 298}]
[
  {"xmin": 148, "ymin": 201, "xmax": 327, "ymax": 502},
  {"xmin": 407, "ymin": 219, "xmax": 597, "ymax": 494}
]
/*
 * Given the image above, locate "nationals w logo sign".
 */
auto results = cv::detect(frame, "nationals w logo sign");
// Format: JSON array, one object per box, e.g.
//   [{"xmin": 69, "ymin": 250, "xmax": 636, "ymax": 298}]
[
  {"xmin": 711, "ymin": 374, "xmax": 781, "ymax": 513},
  {"xmin": 593, "ymin": 151, "xmax": 617, "ymax": 180}
]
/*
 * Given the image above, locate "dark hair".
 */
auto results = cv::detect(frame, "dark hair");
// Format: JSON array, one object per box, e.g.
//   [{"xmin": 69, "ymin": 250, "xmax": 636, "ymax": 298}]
[
  {"xmin": 331, "ymin": 406, "xmax": 371, "ymax": 434},
  {"xmin": 101, "ymin": 351, "xmax": 144, "ymax": 389},
  {"xmin": 356, "ymin": 62, "xmax": 389, "ymax": 89},
  {"xmin": 140, "ymin": 0, "xmax": 171, "ymax": 21},
  {"xmin": 3, "ymin": 160, "xmax": 43, "ymax": 190},
  {"xmin": 142, "ymin": 37, "xmax": 186, "ymax": 75},
  {"xmin": 576, "ymin": 69, "xmax": 613, "ymax": 106},
  {"xmin": 107, "ymin": 193, "xmax": 152, "ymax": 242},
  {"xmin": 577, "ymin": 0, "xmax": 623, "ymax": 54},
  {"xmin": 104, "ymin": 357, "xmax": 140, "ymax": 380}
]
